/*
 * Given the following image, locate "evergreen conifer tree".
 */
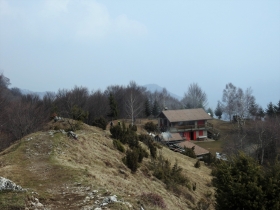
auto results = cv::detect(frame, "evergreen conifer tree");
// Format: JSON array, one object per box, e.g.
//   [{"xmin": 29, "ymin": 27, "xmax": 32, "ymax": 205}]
[
  {"xmin": 207, "ymin": 108, "xmax": 213, "ymax": 117},
  {"xmin": 214, "ymin": 101, "xmax": 223, "ymax": 119},
  {"xmin": 266, "ymin": 102, "xmax": 276, "ymax": 117},
  {"xmin": 152, "ymin": 100, "xmax": 160, "ymax": 117},
  {"xmin": 249, "ymin": 101, "xmax": 258, "ymax": 118},
  {"xmin": 276, "ymin": 100, "xmax": 280, "ymax": 116},
  {"xmin": 257, "ymin": 107, "xmax": 265, "ymax": 119},
  {"xmin": 212, "ymin": 153, "xmax": 280, "ymax": 210},
  {"xmin": 144, "ymin": 98, "xmax": 151, "ymax": 117},
  {"xmin": 107, "ymin": 93, "xmax": 119, "ymax": 120}
]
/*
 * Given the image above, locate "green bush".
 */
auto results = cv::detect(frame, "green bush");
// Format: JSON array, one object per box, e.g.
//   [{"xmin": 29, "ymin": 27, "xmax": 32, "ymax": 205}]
[
  {"xmin": 110, "ymin": 125, "xmax": 123, "ymax": 140},
  {"xmin": 92, "ymin": 117, "xmax": 108, "ymax": 130},
  {"xmin": 66, "ymin": 119, "xmax": 83, "ymax": 131},
  {"xmin": 212, "ymin": 152, "xmax": 280, "ymax": 210},
  {"xmin": 139, "ymin": 134, "xmax": 157, "ymax": 159},
  {"xmin": 125, "ymin": 131, "xmax": 139, "ymax": 148},
  {"xmin": 71, "ymin": 105, "xmax": 88, "ymax": 121},
  {"xmin": 149, "ymin": 143, "xmax": 157, "ymax": 159},
  {"xmin": 114, "ymin": 126, "xmax": 149, "ymax": 173},
  {"xmin": 139, "ymin": 134, "xmax": 151, "ymax": 143},
  {"xmin": 137, "ymin": 146, "xmax": 149, "ymax": 163},
  {"xmin": 152, "ymin": 155, "xmax": 189, "ymax": 188},
  {"xmin": 194, "ymin": 160, "xmax": 201, "ymax": 168},
  {"xmin": 124, "ymin": 149, "xmax": 139, "ymax": 173},
  {"xmin": 202, "ymin": 153, "xmax": 216, "ymax": 165},
  {"xmin": 113, "ymin": 139, "xmax": 125, "ymax": 153},
  {"xmin": 144, "ymin": 121, "xmax": 158, "ymax": 133},
  {"xmin": 182, "ymin": 146, "xmax": 196, "ymax": 159}
]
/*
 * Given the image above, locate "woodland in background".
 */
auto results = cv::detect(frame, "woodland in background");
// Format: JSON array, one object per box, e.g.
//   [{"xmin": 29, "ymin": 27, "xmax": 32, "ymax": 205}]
[
  {"xmin": 0, "ymin": 73, "xmax": 181, "ymax": 151},
  {"xmin": 0, "ymin": 72, "xmax": 279, "ymax": 160},
  {"xmin": 1, "ymin": 73, "xmax": 280, "ymax": 209}
]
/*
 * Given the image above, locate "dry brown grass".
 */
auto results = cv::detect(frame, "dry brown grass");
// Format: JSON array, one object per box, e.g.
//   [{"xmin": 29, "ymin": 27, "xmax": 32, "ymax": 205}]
[{"xmin": 0, "ymin": 119, "xmax": 215, "ymax": 210}]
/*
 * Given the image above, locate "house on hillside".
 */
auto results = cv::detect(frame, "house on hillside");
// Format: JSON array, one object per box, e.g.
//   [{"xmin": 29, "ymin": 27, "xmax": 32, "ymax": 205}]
[{"xmin": 157, "ymin": 108, "xmax": 212, "ymax": 141}]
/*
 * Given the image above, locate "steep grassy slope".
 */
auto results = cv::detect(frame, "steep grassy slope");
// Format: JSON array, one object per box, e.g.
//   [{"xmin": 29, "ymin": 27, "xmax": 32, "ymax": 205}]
[{"xmin": 0, "ymin": 120, "xmax": 215, "ymax": 210}]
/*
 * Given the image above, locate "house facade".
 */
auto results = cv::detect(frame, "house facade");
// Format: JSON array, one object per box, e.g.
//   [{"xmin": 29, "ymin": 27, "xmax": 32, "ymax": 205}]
[{"xmin": 157, "ymin": 108, "xmax": 212, "ymax": 141}]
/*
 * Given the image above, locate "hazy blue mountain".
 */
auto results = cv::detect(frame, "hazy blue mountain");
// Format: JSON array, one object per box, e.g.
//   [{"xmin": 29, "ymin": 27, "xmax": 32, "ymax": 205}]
[
  {"xmin": 143, "ymin": 84, "xmax": 183, "ymax": 101},
  {"xmin": 20, "ymin": 89, "xmax": 47, "ymax": 99}
]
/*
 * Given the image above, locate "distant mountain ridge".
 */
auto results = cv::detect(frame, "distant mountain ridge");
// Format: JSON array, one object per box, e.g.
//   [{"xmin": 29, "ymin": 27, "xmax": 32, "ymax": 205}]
[
  {"xmin": 143, "ymin": 84, "xmax": 183, "ymax": 100},
  {"xmin": 19, "ymin": 89, "xmax": 47, "ymax": 99}
]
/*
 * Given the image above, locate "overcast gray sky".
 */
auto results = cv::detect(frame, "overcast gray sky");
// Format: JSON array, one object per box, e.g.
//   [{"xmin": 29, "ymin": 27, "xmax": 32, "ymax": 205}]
[{"xmin": 0, "ymin": 0, "xmax": 279, "ymax": 109}]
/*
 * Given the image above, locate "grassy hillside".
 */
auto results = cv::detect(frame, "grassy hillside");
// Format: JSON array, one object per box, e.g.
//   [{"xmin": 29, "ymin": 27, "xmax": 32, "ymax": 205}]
[
  {"xmin": 193, "ymin": 119, "xmax": 236, "ymax": 154},
  {"xmin": 0, "ymin": 120, "xmax": 215, "ymax": 210}
]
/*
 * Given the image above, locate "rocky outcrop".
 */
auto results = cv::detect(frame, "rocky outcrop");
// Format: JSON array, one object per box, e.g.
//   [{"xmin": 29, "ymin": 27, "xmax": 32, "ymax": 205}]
[
  {"xmin": 25, "ymin": 195, "xmax": 45, "ymax": 210},
  {"xmin": 0, "ymin": 176, "xmax": 24, "ymax": 191}
]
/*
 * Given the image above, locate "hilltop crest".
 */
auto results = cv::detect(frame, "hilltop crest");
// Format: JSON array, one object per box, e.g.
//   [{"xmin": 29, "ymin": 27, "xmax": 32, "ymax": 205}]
[{"xmin": 0, "ymin": 120, "xmax": 215, "ymax": 209}]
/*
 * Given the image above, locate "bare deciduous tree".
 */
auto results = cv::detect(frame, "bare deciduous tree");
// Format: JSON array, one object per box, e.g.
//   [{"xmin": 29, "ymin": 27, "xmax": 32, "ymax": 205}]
[
  {"xmin": 236, "ymin": 87, "xmax": 256, "ymax": 118},
  {"xmin": 222, "ymin": 83, "xmax": 257, "ymax": 120},
  {"xmin": 222, "ymin": 83, "xmax": 238, "ymax": 121},
  {"xmin": 182, "ymin": 83, "xmax": 208, "ymax": 109},
  {"xmin": 252, "ymin": 119, "xmax": 279, "ymax": 165},
  {"xmin": 125, "ymin": 81, "xmax": 146, "ymax": 124},
  {"xmin": 5, "ymin": 94, "xmax": 48, "ymax": 140}
]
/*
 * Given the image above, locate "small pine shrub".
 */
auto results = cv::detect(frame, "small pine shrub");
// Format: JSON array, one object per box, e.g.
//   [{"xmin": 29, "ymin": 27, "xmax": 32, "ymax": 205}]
[
  {"xmin": 126, "ymin": 132, "xmax": 139, "ymax": 148},
  {"xmin": 92, "ymin": 117, "xmax": 108, "ymax": 130},
  {"xmin": 137, "ymin": 146, "xmax": 149, "ymax": 163},
  {"xmin": 202, "ymin": 152, "xmax": 216, "ymax": 165},
  {"xmin": 66, "ymin": 119, "xmax": 83, "ymax": 131},
  {"xmin": 144, "ymin": 121, "xmax": 158, "ymax": 133},
  {"xmin": 113, "ymin": 140, "xmax": 125, "ymax": 153},
  {"xmin": 125, "ymin": 149, "xmax": 139, "ymax": 173},
  {"xmin": 139, "ymin": 134, "xmax": 151, "ymax": 143},
  {"xmin": 71, "ymin": 105, "xmax": 88, "ymax": 121},
  {"xmin": 192, "ymin": 182, "xmax": 197, "ymax": 191},
  {"xmin": 194, "ymin": 160, "xmax": 201, "ymax": 168},
  {"xmin": 139, "ymin": 134, "xmax": 157, "ymax": 159},
  {"xmin": 149, "ymin": 143, "xmax": 157, "ymax": 159},
  {"xmin": 152, "ymin": 155, "xmax": 189, "ymax": 189},
  {"xmin": 110, "ymin": 125, "xmax": 123, "ymax": 140}
]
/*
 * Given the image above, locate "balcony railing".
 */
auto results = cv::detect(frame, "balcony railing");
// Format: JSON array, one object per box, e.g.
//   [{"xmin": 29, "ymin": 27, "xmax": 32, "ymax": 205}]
[{"xmin": 167, "ymin": 124, "xmax": 207, "ymax": 132}]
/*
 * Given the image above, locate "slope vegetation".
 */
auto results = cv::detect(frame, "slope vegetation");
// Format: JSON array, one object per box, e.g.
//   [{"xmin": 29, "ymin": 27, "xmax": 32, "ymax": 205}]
[{"xmin": 0, "ymin": 120, "xmax": 215, "ymax": 210}]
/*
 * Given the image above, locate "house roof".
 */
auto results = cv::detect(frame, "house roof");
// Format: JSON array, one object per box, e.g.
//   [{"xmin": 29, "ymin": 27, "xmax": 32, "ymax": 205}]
[
  {"xmin": 161, "ymin": 132, "xmax": 184, "ymax": 142},
  {"xmin": 160, "ymin": 108, "xmax": 212, "ymax": 122},
  {"xmin": 177, "ymin": 141, "xmax": 209, "ymax": 156}
]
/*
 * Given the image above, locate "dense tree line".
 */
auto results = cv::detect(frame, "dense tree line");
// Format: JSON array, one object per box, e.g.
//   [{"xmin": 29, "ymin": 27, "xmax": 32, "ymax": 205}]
[
  {"xmin": 2, "ymin": 73, "xmax": 279, "ymax": 160},
  {"xmin": 1, "ymin": 73, "xmax": 280, "ymax": 209},
  {"xmin": 0, "ymin": 74, "xmax": 184, "ymax": 151}
]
